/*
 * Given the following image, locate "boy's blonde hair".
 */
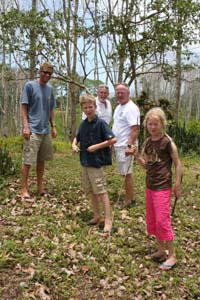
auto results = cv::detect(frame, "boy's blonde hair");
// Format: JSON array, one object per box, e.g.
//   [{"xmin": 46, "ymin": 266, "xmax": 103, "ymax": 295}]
[
  {"xmin": 144, "ymin": 107, "xmax": 167, "ymax": 137},
  {"xmin": 79, "ymin": 94, "xmax": 96, "ymax": 107}
]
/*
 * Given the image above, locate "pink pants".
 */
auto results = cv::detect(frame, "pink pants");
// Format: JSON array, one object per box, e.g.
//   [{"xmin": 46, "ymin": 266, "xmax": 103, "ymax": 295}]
[{"xmin": 146, "ymin": 188, "xmax": 174, "ymax": 241}]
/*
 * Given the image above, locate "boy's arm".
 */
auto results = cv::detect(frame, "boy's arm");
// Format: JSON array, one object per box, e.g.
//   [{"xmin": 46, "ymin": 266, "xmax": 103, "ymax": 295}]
[
  {"xmin": 87, "ymin": 137, "xmax": 117, "ymax": 152},
  {"xmin": 171, "ymin": 142, "xmax": 182, "ymax": 199},
  {"xmin": 72, "ymin": 137, "xmax": 80, "ymax": 153}
]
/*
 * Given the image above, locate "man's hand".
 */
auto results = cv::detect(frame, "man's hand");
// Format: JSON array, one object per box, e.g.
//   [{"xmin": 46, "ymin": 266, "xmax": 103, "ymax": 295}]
[
  {"xmin": 51, "ymin": 127, "xmax": 57, "ymax": 138},
  {"xmin": 125, "ymin": 144, "xmax": 138, "ymax": 156},
  {"xmin": 23, "ymin": 127, "xmax": 31, "ymax": 139}
]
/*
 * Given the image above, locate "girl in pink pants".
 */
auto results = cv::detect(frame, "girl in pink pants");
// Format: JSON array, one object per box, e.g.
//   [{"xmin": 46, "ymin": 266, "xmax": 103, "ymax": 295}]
[{"xmin": 133, "ymin": 107, "xmax": 182, "ymax": 270}]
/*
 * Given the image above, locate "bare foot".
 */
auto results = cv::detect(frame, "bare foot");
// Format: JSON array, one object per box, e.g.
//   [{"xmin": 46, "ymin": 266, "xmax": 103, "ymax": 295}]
[
  {"xmin": 21, "ymin": 194, "xmax": 34, "ymax": 203},
  {"xmin": 103, "ymin": 220, "xmax": 112, "ymax": 233},
  {"xmin": 21, "ymin": 190, "xmax": 30, "ymax": 198}
]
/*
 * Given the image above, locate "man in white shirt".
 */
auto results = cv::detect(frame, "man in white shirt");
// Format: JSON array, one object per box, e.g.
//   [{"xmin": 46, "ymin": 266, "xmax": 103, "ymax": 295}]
[
  {"xmin": 82, "ymin": 85, "xmax": 112, "ymax": 125},
  {"xmin": 112, "ymin": 83, "xmax": 140, "ymax": 207}
]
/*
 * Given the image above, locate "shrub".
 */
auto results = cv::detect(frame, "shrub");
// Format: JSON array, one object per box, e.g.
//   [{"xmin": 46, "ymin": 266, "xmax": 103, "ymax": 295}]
[
  {"xmin": 0, "ymin": 136, "xmax": 23, "ymax": 153},
  {"xmin": 139, "ymin": 120, "xmax": 200, "ymax": 155},
  {"xmin": 0, "ymin": 146, "xmax": 16, "ymax": 176},
  {"xmin": 168, "ymin": 121, "xmax": 200, "ymax": 155}
]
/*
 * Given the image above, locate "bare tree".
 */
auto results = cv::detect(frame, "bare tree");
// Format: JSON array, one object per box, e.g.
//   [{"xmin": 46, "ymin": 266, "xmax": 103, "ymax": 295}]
[{"xmin": 29, "ymin": 0, "xmax": 38, "ymax": 79}]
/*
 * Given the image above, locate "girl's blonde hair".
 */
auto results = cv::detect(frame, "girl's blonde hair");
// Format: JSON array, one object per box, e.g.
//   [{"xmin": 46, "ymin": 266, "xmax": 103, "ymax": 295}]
[
  {"xmin": 79, "ymin": 94, "xmax": 96, "ymax": 107},
  {"xmin": 143, "ymin": 107, "xmax": 167, "ymax": 138}
]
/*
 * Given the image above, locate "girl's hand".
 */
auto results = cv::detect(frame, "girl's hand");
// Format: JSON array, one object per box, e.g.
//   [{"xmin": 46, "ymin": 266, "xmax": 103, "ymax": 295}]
[
  {"xmin": 72, "ymin": 144, "xmax": 80, "ymax": 153},
  {"xmin": 174, "ymin": 184, "xmax": 181, "ymax": 199}
]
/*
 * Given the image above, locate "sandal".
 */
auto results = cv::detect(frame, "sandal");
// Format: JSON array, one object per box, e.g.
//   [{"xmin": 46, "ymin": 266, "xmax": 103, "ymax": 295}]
[
  {"xmin": 88, "ymin": 218, "xmax": 100, "ymax": 226},
  {"xmin": 39, "ymin": 191, "xmax": 51, "ymax": 198},
  {"xmin": 159, "ymin": 262, "xmax": 176, "ymax": 270},
  {"xmin": 145, "ymin": 252, "xmax": 167, "ymax": 262},
  {"xmin": 124, "ymin": 200, "xmax": 136, "ymax": 208}
]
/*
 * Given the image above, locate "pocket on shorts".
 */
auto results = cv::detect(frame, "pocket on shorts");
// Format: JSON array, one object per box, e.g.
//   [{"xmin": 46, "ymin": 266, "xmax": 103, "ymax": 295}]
[
  {"xmin": 115, "ymin": 148, "xmax": 126, "ymax": 162},
  {"xmin": 23, "ymin": 138, "xmax": 31, "ymax": 152}
]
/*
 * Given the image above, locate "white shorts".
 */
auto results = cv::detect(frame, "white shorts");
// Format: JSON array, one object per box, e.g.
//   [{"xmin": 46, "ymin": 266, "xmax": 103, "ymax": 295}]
[{"xmin": 114, "ymin": 147, "xmax": 134, "ymax": 175}]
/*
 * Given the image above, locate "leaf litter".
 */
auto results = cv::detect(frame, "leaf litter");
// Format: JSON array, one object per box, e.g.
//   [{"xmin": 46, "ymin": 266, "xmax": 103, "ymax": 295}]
[{"xmin": 0, "ymin": 155, "xmax": 200, "ymax": 299}]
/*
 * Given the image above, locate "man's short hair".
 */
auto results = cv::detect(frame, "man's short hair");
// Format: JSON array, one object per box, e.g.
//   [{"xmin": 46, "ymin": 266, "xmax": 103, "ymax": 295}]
[
  {"xmin": 115, "ymin": 82, "xmax": 130, "ymax": 91},
  {"xmin": 98, "ymin": 84, "xmax": 109, "ymax": 91},
  {"xmin": 40, "ymin": 62, "xmax": 54, "ymax": 71}
]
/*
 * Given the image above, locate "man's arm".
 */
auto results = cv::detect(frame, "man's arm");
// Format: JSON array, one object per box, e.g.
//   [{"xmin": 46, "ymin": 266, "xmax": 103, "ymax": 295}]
[
  {"xmin": 21, "ymin": 104, "xmax": 31, "ymax": 139},
  {"xmin": 50, "ymin": 109, "xmax": 57, "ymax": 138},
  {"xmin": 127, "ymin": 125, "xmax": 140, "ymax": 145},
  {"xmin": 49, "ymin": 109, "xmax": 56, "ymax": 128},
  {"xmin": 125, "ymin": 125, "xmax": 140, "ymax": 156}
]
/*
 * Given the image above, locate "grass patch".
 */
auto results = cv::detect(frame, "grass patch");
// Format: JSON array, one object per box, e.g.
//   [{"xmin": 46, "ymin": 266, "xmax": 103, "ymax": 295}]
[{"xmin": 0, "ymin": 144, "xmax": 200, "ymax": 299}]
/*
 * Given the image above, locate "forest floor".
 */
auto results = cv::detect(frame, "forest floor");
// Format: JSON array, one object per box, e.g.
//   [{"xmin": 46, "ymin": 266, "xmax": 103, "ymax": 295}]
[{"xmin": 0, "ymin": 150, "xmax": 200, "ymax": 300}]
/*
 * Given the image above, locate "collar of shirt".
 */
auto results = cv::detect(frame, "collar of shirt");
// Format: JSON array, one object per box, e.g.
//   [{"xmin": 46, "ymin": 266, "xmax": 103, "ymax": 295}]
[{"xmin": 84, "ymin": 115, "xmax": 98, "ymax": 124}]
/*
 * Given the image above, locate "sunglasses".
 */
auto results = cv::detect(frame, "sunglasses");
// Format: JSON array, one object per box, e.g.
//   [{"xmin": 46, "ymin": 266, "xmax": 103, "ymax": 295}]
[{"xmin": 41, "ymin": 70, "xmax": 53, "ymax": 76}]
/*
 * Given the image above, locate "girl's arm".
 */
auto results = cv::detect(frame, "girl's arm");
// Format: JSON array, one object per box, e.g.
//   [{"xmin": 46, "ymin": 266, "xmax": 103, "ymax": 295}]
[
  {"xmin": 171, "ymin": 142, "xmax": 182, "ymax": 198},
  {"xmin": 87, "ymin": 137, "xmax": 117, "ymax": 152},
  {"xmin": 135, "ymin": 152, "xmax": 147, "ymax": 169},
  {"xmin": 132, "ymin": 145, "xmax": 147, "ymax": 169}
]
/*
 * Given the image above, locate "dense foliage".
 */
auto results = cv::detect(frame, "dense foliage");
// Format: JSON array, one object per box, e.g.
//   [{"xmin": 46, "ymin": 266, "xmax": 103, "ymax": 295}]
[
  {"xmin": 0, "ymin": 147, "xmax": 16, "ymax": 176},
  {"xmin": 169, "ymin": 121, "xmax": 200, "ymax": 155},
  {"xmin": 0, "ymin": 0, "xmax": 200, "ymax": 138},
  {"xmin": 136, "ymin": 94, "xmax": 200, "ymax": 154}
]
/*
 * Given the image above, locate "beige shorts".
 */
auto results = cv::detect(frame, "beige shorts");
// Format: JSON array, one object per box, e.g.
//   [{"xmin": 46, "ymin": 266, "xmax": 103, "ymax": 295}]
[
  {"xmin": 115, "ymin": 147, "xmax": 134, "ymax": 175},
  {"xmin": 81, "ymin": 166, "xmax": 107, "ymax": 195},
  {"xmin": 22, "ymin": 133, "xmax": 53, "ymax": 165}
]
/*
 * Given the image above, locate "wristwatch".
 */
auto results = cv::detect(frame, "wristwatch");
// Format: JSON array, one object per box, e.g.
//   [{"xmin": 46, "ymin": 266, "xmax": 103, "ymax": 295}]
[{"xmin": 127, "ymin": 144, "xmax": 133, "ymax": 148}]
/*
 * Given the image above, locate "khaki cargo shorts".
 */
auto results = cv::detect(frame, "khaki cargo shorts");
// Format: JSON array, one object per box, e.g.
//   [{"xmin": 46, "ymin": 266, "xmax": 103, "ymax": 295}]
[
  {"xmin": 22, "ymin": 133, "xmax": 53, "ymax": 165},
  {"xmin": 115, "ymin": 147, "xmax": 134, "ymax": 175},
  {"xmin": 81, "ymin": 166, "xmax": 107, "ymax": 195}
]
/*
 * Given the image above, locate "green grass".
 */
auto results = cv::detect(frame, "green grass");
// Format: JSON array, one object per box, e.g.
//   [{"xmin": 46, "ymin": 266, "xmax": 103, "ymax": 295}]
[{"xmin": 0, "ymin": 143, "xmax": 200, "ymax": 299}]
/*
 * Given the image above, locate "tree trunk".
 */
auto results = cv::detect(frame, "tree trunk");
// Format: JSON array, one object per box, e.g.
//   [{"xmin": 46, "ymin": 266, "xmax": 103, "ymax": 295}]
[
  {"xmin": 63, "ymin": 0, "xmax": 79, "ymax": 142},
  {"xmin": 175, "ymin": 41, "xmax": 181, "ymax": 124},
  {"xmin": 30, "ymin": 0, "xmax": 38, "ymax": 79}
]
